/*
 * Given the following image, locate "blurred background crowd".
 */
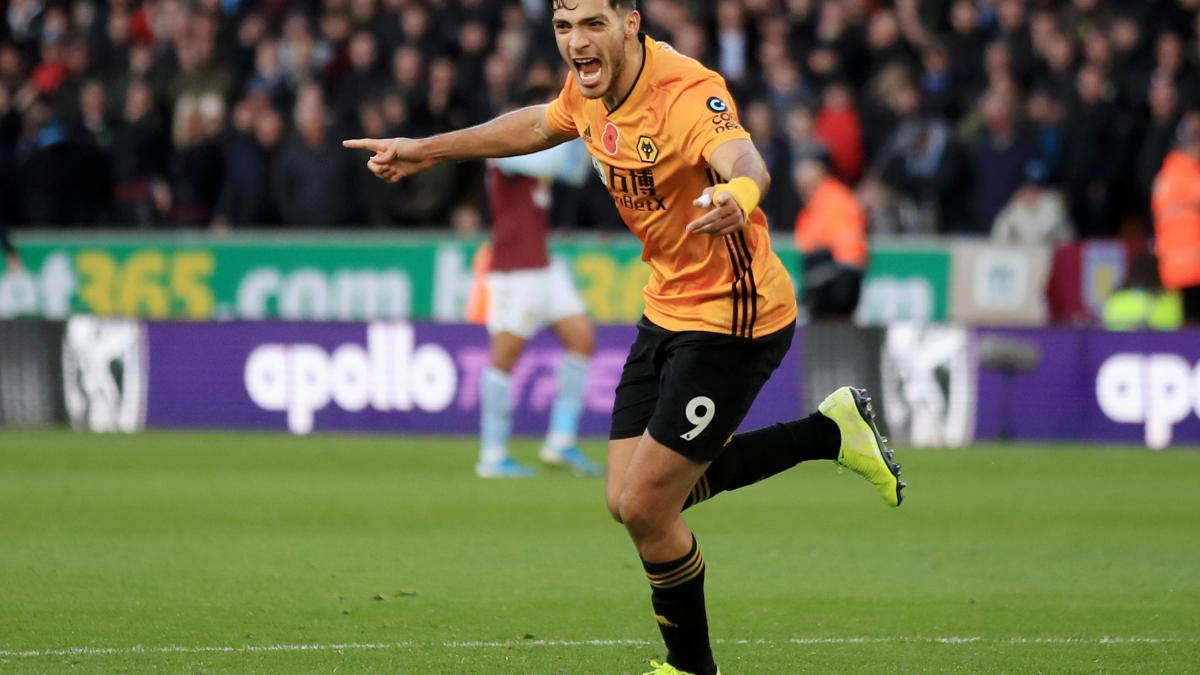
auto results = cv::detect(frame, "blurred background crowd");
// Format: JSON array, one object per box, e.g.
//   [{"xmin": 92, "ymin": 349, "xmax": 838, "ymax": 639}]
[{"xmin": 1, "ymin": 0, "xmax": 1199, "ymax": 241}]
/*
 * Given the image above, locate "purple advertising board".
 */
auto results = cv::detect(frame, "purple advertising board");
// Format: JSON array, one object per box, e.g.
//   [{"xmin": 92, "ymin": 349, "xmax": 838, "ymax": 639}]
[
  {"xmin": 974, "ymin": 328, "xmax": 1200, "ymax": 447},
  {"xmin": 144, "ymin": 321, "xmax": 804, "ymax": 437}
]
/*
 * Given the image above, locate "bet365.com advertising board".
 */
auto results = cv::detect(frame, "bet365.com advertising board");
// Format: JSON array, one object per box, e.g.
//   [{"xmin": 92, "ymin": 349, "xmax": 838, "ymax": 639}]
[
  {"xmin": 3, "ymin": 233, "xmax": 1136, "ymax": 327},
  {"xmin": 0, "ymin": 234, "xmax": 690, "ymax": 324}
]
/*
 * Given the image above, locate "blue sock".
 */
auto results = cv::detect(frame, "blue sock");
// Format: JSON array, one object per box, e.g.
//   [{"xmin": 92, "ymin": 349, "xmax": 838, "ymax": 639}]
[
  {"xmin": 480, "ymin": 366, "xmax": 512, "ymax": 464},
  {"xmin": 544, "ymin": 352, "xmax": 589, "ymax": 454}
]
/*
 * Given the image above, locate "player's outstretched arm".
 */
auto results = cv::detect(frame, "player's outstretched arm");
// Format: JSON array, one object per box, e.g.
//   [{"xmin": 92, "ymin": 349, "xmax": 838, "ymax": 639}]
[
  {"xmin": 686, "ymin": 139, "xmax": 771, "ymax": 237},
  {"xmin": 343, "ymin": 104, "xmax": 576, "ymax": 183}
]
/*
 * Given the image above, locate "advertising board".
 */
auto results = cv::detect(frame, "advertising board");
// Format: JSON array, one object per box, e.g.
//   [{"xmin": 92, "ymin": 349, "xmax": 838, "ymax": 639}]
[
  {"xmin": 142, "ymin": 320, "xmax": 804, "ymax": 437},
  {"xmin": 974, "ymin": 328, "xmax": 1200, "ymax": 447}
]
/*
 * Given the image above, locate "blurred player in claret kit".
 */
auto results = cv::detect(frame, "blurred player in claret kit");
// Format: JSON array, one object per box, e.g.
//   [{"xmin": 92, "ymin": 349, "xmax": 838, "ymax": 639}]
[
  {"xmin": 345, "ymin": 1, "xmax": 905, "ymax": 672},
  {"xmin": 467, "ymin": 88, "xmax": 602, "ymax": 479}
]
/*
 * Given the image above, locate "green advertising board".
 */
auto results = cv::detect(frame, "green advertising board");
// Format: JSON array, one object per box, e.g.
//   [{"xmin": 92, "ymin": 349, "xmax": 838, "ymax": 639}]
[
  {"xmin": 2, "ymin": 232, "xmax": 931, "ymax": 324},
  {"xmin": 0, "ymin": 233, "xmax": 671, "ymax": 323},
  {"xmin": 855, "ymin": 242, "xmax": 951, "ymax": 323},
  {"xmin": 0, "ymin": 235, "xmax": 446, "ymax": 321}
]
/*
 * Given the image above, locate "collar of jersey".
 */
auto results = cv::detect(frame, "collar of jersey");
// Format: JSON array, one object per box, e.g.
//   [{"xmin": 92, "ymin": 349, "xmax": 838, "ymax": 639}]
[{"xmin": 604, "ymin": 33, "xmax": 650, "ymax": 117}]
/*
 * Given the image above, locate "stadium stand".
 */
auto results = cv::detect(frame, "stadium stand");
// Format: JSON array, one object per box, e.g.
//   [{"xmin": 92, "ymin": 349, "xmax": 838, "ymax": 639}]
[{"xmin": 0, "ymin": 0, "xmax": 1196, "ymax": 237}]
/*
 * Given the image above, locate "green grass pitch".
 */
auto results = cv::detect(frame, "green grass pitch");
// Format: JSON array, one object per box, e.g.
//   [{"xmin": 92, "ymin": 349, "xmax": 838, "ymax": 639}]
[{"xmin": 1, "ymin": 429, "xmax": 1198, "ymax": 674}]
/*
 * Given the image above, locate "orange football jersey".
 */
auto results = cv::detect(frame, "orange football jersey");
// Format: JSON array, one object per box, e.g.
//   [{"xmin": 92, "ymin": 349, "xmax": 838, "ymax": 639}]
[{"xmin": 546, "ymin": 35, "xmax": 797, "ymax": 338}]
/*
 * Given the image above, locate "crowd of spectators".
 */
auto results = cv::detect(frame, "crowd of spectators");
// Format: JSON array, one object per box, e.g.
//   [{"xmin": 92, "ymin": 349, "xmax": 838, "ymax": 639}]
[{"xmin": 1, "ymin": 0, "xmax": 1198, "ymax": 240}]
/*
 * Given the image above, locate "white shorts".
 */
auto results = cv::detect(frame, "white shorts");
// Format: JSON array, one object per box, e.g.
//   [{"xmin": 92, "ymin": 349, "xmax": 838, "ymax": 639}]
[{"xmin": 486, "ymin": 260, "xmax": 587, "ymax": 338}]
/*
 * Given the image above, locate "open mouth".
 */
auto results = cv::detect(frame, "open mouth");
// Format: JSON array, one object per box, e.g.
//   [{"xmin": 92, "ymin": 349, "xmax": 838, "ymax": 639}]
[{"xmin": 573, "ymin": 57, "xmax": 603, "ymax": 86}]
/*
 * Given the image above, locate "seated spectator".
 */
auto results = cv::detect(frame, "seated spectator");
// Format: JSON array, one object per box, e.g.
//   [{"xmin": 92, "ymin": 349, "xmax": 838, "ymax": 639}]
[
  {"xmin": 1062, "ymin": 63, "xmax": 1122, "ymax": 237},
  {"xmin": 111, "ymin": 80, "xmax": 171, "ymax": 226},
  {"xmin": 213, "ymin": 96, "xmax": 283, "ymax": 228},
  {"xmin": 74, "ymin": 79, "xmax": 113, "ymax": 150},
  {"xmin": 1033, "ymin": 26, "xmax": 1078, "ymax": 104},
  {"xmin": 864, "ymin": 8, "xmax": 915, "ymax": 81},
  {"xmin": 245, "ymin": 38, "xmax": 293, "ymax": 115},
  {"xmin": 333, "ymin": 30, "xmax": 386, "ymax": 131},
  {"xmin": 715, "ymin": 0, "xmax": 750, "ymax": 86},
  {"xmin": 859, "ymin": 63, "xmax": 917, "ymax": 172},
  {"xmin": 792, "ymin": 151, "xmax": 867, "ymax": 319},
  {"xmin": 982, "ymin": 40, "xmax": 1016, "ymax": 99},
  {"xmin": 411, "ymin": 57, "xmax": 471, "ymax": 133},
  {"xmin": 21, "ymin": 97, "xmax": 113, "ymax": 226},
  {"xmin": 169, "ymin": 13, "xmax": 233, "ymax": 104},
  {"xmin": 271, "ymin": 84, "xmax": 355, "ymax": 226},
  {"xmin": 388, "ymin": 46, "xmax": 425, "ymax": 103},
  {"xmin": 808, "ymin": 0, "xmax": 854, "ymax": 88},
  {"xmin": 743, "ymin": 98, "xmax": 797, "ymax": 232},
  {"xmin": 946, "ymin": 0, "xmax": 986, "ymax": 111},
  {"xmin": 871, "ymin": 108, "xmax": 961, "ymax": 235},
  {"xmin": 279, "ymin": 14, "xmax": 323, "ymax": 86},
  {"xmin": 784, "ymin": 104, "xmax": 828, "ymax": 162},
  {"xmin": 169, "ymin": 92, "xmax": 225, "ymax": 226},
  {"xmin": 1136, "ymin": 77, "xmax": 1181, "ymax": 210},
  {"xmin": 967, "ymin": 88, "xmax": 1035, "ymax": 235},
  {"xmin": 1107, "ymin": 9, "xmax": 1147, "ymax": 101},
  {"xmin": 51, "ymin": 37, "xmax": 90, "ymax": 125},
  {"xmin": 763, "ymin": 56, "xmax": 811, "ymax": 115},
  {"xmin": 814, "ymin": 81, "xmax": 863, "ymax": 184},
  {"xmin": 991, "ymin": 161, "xmax": 1074, "ymax": 246},
  {"xmin": 1026, "ymin": 87, "xmax": 1066, "ymax": 183},
  {"xmin": 1150, "ymin": 31, "xmax": 1198, "ymax": 109},
  {"xmin": 918, "ymin": 41, "xmax": 957, "ymax": 119},
  {"xmin": 995, "ymin": 0, "xmax": 1035, "ymax": 86}
]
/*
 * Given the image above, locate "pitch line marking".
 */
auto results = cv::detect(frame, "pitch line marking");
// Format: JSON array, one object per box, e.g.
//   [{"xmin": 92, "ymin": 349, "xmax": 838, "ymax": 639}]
[{"xmin": 1, "ymin": 636, "xmax": 1195, "ymax": 658}]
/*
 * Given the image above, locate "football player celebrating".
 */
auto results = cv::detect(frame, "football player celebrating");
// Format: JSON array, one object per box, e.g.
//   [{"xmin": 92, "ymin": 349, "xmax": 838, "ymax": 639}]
[{"xmin": 346, "ymin": 2, "xmax": 904, "ymax": 673}]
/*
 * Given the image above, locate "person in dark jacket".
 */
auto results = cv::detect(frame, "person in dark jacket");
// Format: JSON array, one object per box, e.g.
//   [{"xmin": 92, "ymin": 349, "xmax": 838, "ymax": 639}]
[
  {"xmin": 1062, "ymin": 64, "xmax": 1124, "ymax": 237},
  {"xmin": 968, "ymin": 88, "xmax": 1035, "ymax": 234},
  {"xmin": 169, "ymin": 92, "xmax": 225, "ymax": 226},
  {"xmin": 214, "ymin": 96, "xmax": 284, "ymax": 228},
  {"xmin": 271, "ymin": 83, "xmax": 355, "ymax": 226},
  {"xmin": 110, "ymin": 79, "xmax": 171, "ymax": 226}
]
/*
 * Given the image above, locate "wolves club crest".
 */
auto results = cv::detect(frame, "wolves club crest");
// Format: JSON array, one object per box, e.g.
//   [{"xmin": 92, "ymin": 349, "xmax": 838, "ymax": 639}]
[{"xmin": 636, "ymin": 135, "xmax": 659, "ymax": 163}]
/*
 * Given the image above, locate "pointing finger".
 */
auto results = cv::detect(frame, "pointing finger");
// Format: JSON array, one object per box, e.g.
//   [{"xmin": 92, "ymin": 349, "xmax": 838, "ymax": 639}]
[{"xmin": 343, "ymin": 138, "xmax": 385, "ymax": 151}]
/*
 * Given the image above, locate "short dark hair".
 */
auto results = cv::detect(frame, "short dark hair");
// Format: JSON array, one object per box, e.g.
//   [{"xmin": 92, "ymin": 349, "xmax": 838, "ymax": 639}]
[{"xmin": 550, "ymin": 0, "xmax": 637, "ymax": 12}]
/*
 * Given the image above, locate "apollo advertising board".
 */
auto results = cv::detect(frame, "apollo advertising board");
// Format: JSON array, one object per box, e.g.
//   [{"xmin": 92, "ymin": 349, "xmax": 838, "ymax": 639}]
[
  {"xmin": 50, "ymin": 315, "xmax": 1199, "ymax": 448},
  {"xmin": 973, "ymin": 329, "xmax": 1200, "ymax": 447},
  {"xmin": 136, "ymin": 320, "xmax": 803, "ymax": 437}
]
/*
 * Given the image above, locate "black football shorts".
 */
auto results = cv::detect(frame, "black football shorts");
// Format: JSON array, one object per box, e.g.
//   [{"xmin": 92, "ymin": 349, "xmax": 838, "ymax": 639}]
[{"xmin": 610, "ymin": 316, "xmax": 795, "ymax": 462}]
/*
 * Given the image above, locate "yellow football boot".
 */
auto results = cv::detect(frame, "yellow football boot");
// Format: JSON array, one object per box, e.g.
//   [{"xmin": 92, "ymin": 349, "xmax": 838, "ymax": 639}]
[{"xmin": 819, "ymin": 386, "xmax": 905, "ymax": 507}]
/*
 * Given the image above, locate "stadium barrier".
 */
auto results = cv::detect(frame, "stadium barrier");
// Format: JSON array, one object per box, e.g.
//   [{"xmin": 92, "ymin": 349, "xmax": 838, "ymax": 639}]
[
  {"xmin": 973, "ymin": 327, "xmax": 1200, "ymax": 448},
  {"xmin": 0, "ymin": 320, "xmax": 65, "ymax": 427},
  {"xmin": 3, "ymin": 317, "xmax": 1198, "ymax": 449},
  {"xmin": 1, "ymin": 232, "xmax": 1130, "ymax": 326},
  {"xmin": 49, "ymin": 318, "xmax": 803, "ymax": 438}
]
